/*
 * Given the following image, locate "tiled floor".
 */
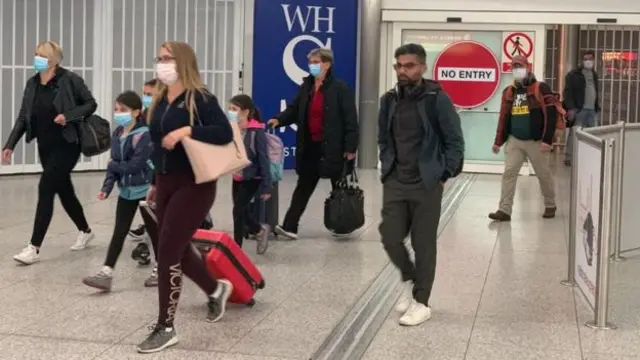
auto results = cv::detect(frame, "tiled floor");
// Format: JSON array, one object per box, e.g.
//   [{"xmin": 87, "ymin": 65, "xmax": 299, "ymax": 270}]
[
  {"xmin": 0, "ymin": 170, "xmax": 390, "ymax": 360},
  {"xmin": 1, "ymin": 160, "xmax": 640, "ymax": 359},
  {"xmin": 361, "ymin": 160, "xmax": 640, "ymax": 360}
]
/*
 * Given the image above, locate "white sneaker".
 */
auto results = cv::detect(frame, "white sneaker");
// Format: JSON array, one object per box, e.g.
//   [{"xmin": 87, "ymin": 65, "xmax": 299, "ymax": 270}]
[
  {"xmin": 399, "ymin": 300, "xmax": 432, "ymax": 326},
  {"xmin": 394, "ymin": 281, "xmax": 413, "ymax": 313},
  {"xmin": 274, "ymin": 225, "xmax": 298, "ymax": 240},
  {"xmin": 13, "ymin": 245, "xmax": 40, "ymax": 265},
  {"xmin": 70, "ymin": 231, "xmax": 95, "ymax": 251}
]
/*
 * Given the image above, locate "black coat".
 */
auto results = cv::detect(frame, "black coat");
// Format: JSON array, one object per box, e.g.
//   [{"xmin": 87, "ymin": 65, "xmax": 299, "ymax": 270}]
[
  {"xmin": 562, "ymin": 67, "xmax": 601, "ymax": 112},
  {"xmin": 275, "ymin": 69, "xmax": 359, "ymax": 178},
  {"xmin": 3, "ymin": 67, "xmax": 97, "ymax": 150}
]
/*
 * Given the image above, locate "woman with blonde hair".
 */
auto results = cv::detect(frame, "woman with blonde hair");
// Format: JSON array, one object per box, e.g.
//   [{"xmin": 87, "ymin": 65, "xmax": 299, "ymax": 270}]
[
  {"xmin": 137, "ymin": 41, "xmax": 234, "ymax": 354},
  {"xmin": 1, "ymin": 40, "xmax": 97, "ymax": 264}
]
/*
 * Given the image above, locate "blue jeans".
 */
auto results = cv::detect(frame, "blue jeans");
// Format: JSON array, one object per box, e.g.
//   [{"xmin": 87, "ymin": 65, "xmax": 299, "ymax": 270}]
[{"xmin": 564, "ymin": 109, "xmax": 599, "ymax": 161}]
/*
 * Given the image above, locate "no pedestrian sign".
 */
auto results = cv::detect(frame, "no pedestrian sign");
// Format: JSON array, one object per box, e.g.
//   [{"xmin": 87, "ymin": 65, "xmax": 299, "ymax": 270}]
[
  {"xmin": 433, "ymin": 41, "xmax": 501, "ymax": 109},
  {"xmin": 501, "ymin": 32, "xmax": 534, "ymax": 73}
]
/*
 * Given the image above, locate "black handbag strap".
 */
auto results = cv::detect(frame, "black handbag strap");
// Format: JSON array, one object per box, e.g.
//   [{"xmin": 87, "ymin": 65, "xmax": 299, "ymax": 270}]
[{"xmin": 337, "ymin": 161, "xmax": 358, "ymax": 188}]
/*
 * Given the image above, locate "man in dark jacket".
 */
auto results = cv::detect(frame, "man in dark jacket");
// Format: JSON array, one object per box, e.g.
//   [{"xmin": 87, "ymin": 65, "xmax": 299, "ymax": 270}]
[
  {"xmin": 562, "ymin": 50, "xmax": 600, "ymax": 166},
  {"xmin": 378, "ymin": 43, "xmax": 464, "ymax": 327},
  {"xmin": 488, "ymin": 55, "xmax": 557, "ymax": 222},
  {"xmin": 268, "ymin": 48, "xmax": 359, "ymax": 239}
]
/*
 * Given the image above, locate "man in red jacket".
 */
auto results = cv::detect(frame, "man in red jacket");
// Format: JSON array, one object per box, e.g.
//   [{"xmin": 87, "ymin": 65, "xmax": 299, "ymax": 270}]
[{"xmin": 488, "ymin": 55, "xmax": 557, "ymax": 222}]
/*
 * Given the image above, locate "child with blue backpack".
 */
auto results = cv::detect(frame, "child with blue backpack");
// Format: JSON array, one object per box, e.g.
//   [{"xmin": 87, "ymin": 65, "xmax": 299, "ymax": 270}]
[
  {"xmin": 229, "ymin": 94, "xmax": 283, "ymax": 254},
  {"xmin": 82, "ymin": 90, "xmax": 154, "ymax": 291}
]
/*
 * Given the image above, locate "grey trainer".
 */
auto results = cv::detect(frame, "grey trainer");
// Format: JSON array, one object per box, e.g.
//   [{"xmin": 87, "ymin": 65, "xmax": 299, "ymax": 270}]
[
  {"xmin": 256, "ymin": 225, "xmax": 270, "ymax": 255},
  {"xmin": 82, "ymin": 271, "xmax": 112, "ymax": 291},
  {"xmin": 207, "ymin": 279, "xmax": 233, "ymax": 322},
  {"xmin": 137, "ymin": 325, "xmax": 178, "ymax": 353}
]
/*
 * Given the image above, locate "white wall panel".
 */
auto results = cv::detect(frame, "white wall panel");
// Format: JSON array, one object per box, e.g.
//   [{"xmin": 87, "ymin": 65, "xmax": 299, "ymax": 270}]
[
  {"xmin": 0, "ymin": 0, "xmax": 242, "ymax": 175},
  {"xmin": 0, "ymin": 0, "xmax": 96, "ymax": 174}
]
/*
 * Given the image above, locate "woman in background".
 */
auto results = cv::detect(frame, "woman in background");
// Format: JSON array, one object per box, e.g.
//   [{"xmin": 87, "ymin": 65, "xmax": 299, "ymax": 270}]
[{"xmin": 2, "ymin": 40, "xmax": 96, "ymax": 265}]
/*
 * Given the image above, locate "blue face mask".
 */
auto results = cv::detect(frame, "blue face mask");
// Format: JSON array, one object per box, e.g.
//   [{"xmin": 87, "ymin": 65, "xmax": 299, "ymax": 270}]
[
  {"xmin": 227, "ymin": 110, "xmax": 238, "ymax": 121},
  {"xmin": 309, "ymin": 64, "xmax": 322, "ymax": 77},
  {"xmin": 142, "ymin": 95, "xmax": 153, "ymax": 109},
  {"xmin": 33, "ymin": 56, "xmax": 49, "ymax": 72},
  {"xmin": 114, "ymin": 112, "xmax": 134, "ymax": 127}
]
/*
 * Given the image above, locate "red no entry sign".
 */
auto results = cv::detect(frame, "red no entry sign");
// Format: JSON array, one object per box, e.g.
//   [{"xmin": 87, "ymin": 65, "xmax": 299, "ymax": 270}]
[{"xmin": 433, "ymin": 41, "xmax": 501, "ymax": 109}]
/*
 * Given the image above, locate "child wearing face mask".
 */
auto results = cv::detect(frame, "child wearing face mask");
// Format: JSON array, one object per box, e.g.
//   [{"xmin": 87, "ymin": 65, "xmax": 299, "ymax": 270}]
[
  {"xmin": 82, "ymin": 90, "xmax": 154, "ymax": 291},
  {"xmin": 229, "ymin": 94, "xmax": 272, "ymax": 254}
]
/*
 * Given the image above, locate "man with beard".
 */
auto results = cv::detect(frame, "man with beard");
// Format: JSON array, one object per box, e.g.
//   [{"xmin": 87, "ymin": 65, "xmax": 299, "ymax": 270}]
[{"xmin": 378, "ymin": 43, "xmax": 464, "ymax": 326}]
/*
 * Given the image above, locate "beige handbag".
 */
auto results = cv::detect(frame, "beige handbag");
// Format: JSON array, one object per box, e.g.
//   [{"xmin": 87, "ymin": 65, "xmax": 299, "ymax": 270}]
[{"xmin": 181, "ymin": 94, "xmax": 251, "ymax": 184}]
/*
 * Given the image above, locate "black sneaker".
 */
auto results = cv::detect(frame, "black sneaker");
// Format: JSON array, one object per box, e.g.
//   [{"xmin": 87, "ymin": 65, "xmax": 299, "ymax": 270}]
[
  {"xmin": 129, "ymin": 224, "xmax": 146, "ymax": 240},
  {"xmin": 137, "ymin": 324, "xmax": 178, "ymax": 353},
  {"xmin": 207, "ymin": 279, "xmax": 233, "ymax": 322},
  {"xmin": 543, "ymin": 207, "xmax": 557, "ymax": 219},
  {"xmin": 488, "ymin": 210, "xmax": 511, "ymax": 221}
]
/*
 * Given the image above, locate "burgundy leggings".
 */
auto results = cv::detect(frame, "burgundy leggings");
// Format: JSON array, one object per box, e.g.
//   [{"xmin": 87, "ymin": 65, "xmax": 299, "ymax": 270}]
[{"xmin": 153, "ymin": 172, "xmax": 218, "ymax": 327}]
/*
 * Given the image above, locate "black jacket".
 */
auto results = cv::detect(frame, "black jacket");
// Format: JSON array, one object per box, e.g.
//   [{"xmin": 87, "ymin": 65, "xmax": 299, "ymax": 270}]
[
  {"xmin": 378, "ymin": 80, "xmax": 465, "ymax": 187},
  {"xmin": 3, "ymin": 67, "xmax": 97, "ymax": 150},
  {"xmin": 562, "ymin": 67, "xmax": 600, "ymax": 112},
  {"xmin": 275, "ymin": 69, "xmax": 359, "ymax": 178},
  {"xmin": 149, "ymin": 89, "xmax": 232, "ymax": 177}
]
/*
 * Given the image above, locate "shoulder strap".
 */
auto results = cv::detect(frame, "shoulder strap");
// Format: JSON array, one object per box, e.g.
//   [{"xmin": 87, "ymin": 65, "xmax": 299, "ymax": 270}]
[
  {"xmin": 531, "ymin": 82, "xmax": 544, "ymax": 107},
  {"xmin": 128, "ymin": 126, "xmax": 149, "ymax": 148},
  {"xmin": 424, "ymin": 90, "xmax": 442, "ymax": 138}
]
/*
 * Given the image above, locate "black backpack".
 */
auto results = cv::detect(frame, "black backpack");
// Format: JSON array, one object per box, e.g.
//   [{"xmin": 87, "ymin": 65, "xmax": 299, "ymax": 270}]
[{"xmin": 78, "ymin": 114, "xmax": 111, "ymax": 157}]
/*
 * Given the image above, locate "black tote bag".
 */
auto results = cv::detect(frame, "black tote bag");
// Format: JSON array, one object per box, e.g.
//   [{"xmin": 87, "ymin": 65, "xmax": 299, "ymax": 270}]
[{"xmin": 323, "ymin": 165, "xmax": 365, "ymax": 235}]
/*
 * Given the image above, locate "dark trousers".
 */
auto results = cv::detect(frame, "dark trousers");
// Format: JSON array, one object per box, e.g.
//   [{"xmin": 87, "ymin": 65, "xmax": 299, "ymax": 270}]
[
  {"xmin": 379, "ymin": 175, "xmax": 443, "ymax": 306},
  {"xmin": 31, "ymin": 145, "xmax": 89, "ymax": 247},
  {"xmin": 104, "ymin": 197, "xmax": 142, "ymax": 268},
  {"xmin": 154, "ymin": 172, "xmax": 218, "ymax": 327},
  {"xmin": 232, "ymin": 179, "xmax": 261, "ymax": 247},
  {"xmin": 282, "ymin": 142, "xmax": 338, "ymax": 233}
]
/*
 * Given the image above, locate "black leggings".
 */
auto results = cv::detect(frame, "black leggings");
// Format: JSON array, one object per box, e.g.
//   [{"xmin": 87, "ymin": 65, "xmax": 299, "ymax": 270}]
[
  {"xmin": 104, "ymin": 197, "xmax": 142, "ymax": 268},
  {"xmin": 232, "ymin": 179, "xmax": 261, "ymax": 247},
  {"xmin": 154, "ymin": 172, "xmax": 219, "ymax": 328},
  {"xmin": 31, "ymin": 145, "xmax": 90, "ymax": 247}
]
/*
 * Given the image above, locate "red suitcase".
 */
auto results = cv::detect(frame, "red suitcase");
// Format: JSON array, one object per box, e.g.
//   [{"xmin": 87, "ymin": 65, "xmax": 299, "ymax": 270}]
[{"xmin": 192, "ymin": 229, "xmax": 265, "ymax": 306}]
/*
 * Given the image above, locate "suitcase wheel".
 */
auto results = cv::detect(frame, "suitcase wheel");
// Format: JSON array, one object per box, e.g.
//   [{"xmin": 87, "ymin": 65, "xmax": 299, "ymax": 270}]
[
  {"xmin": 247, "ymin": 299, "xmax": 256, "ymax": 307},
  {"xmin": 257, "ymin": 280, "xmax": 265, "ymax": 289}
]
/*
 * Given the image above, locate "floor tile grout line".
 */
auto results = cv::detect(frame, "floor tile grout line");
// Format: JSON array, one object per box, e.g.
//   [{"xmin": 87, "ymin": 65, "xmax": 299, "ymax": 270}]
[
  {"xmin": 314, "ymin": 173, "xmax": 474, "ymax": 360},
  {"xmin": 462, "ymin": 177, "xmax": 500, "ymax": 360},
  {"xmin": 309, "ymin": 174, "xmax": 469, "ymax": 360}
]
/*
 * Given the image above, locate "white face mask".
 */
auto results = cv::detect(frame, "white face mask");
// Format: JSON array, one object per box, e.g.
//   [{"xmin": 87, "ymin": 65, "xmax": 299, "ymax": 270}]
[
  {"xmin": 156, "ymin": 63, "xmax": 178, "ymax": 85},
  {"xmin": 512, "ymin": 68, "xmax": 528, "ymax": 81},
  {"xmin": 583, "ymin": 60, "xmax": 594, "ymax": 69}
]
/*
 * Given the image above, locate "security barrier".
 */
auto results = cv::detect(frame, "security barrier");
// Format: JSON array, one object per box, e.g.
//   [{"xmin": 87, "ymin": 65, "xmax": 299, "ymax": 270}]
[
  {"xmin": 561, "ymin": 125, "xmax": 615, "ymax": 330},
  {"xmin": 562, "ymin": 122, "xmax": 640, "ymax": 330}
]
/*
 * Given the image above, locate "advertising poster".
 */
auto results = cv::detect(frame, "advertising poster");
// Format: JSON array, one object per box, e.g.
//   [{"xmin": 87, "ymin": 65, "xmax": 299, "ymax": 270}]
[
  {"xmin": 252, "ymin": 0, "xmax": 358, "ymax": 169},
  {"xmin": 574, "ymin": 140, "xmax": 602, "ymax": 308}
]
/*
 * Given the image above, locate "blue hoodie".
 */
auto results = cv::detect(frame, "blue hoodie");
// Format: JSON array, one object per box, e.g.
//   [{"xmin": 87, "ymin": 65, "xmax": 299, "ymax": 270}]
[{"xmin": 101, "ymin": 121, "xmax": 154, "ymax": 200}]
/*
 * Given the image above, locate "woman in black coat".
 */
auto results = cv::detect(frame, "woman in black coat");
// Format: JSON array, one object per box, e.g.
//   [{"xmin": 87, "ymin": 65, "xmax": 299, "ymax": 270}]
[
  {"xmin": 268, "ymin": 47, "xmax": 359, "ymax": 239},
  {"xmin": 1, "ymin": 40, "xmax": 97, "ymax": 265}
]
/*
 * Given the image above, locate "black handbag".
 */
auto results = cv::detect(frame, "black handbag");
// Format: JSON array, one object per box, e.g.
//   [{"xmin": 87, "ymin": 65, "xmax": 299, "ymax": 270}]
[
  {"xmin": 323, "ymin": 165, "xmax": 365, "ymax": 235},
  {"xmin": 77, "ymin": 114, "xmax": 111, "ymax": 157}
]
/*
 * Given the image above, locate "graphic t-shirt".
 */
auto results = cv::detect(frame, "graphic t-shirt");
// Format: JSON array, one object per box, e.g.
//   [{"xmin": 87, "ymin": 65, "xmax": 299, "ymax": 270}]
[{"xmin": 509, "ymin": 87, "xmax": 532, "ymax": 140}]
